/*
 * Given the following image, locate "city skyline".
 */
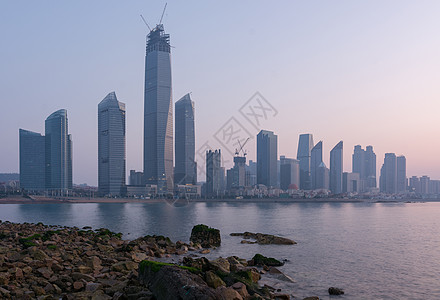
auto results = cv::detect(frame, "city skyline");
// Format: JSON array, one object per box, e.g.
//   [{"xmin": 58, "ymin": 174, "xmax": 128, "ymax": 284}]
[{"xmin": 2, "ymin": 1, "xmax": 440, "ymax": 185}]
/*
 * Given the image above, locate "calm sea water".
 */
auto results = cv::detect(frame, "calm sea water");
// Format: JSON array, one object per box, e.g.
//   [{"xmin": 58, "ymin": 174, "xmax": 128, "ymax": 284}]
[{"xmin": 1, "ymin": 201, "xmax": 439, "ymax": 299}]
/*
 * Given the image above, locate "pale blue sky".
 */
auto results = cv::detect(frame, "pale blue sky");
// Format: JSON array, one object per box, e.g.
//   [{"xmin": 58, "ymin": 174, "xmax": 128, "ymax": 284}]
[{"xmin": 1, "ymin": 1, "xmax": 440, "ymax": 185}]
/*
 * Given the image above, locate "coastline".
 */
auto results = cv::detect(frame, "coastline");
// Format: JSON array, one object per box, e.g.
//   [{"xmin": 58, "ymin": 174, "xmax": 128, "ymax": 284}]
[{"xmin": 0, "ymin": 195, "xmax": 431, "ymax": 205}]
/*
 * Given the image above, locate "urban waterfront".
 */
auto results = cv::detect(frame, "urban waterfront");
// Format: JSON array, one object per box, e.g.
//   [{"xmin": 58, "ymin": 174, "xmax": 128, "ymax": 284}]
[{"xmin": 1, "ymin": 201, "xmax": 439, "ymax": 299}]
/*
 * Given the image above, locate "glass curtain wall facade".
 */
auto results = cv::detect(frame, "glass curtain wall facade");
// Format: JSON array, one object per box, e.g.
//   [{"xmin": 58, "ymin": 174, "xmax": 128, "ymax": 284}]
[
  {"xmin": 98, "ymin": 92, "xmax": 126, "ymax": 196},
  {"xmin": 143, "ymin": 24, "xmax": 174, "ymax": 194},
  {"xmin": 175, "ymin": 93, "xmax": 196, "ymax": 185}
]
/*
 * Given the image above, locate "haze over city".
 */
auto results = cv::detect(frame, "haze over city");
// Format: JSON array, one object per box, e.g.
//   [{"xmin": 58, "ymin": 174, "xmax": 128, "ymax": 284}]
[{"xmin": 1, "ymin": 0, "xmax": 440, "ymax": 186}]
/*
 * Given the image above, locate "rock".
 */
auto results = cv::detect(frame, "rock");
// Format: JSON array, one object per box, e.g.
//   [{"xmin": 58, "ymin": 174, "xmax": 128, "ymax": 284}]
[
  {"xmin": 37, "ymin": 267, "xmax": 54, "ymax": 279},
  {"xmin": 274, "ymin": 293, "xmax": 291, "ymax": 300},
  {"xmin": 232, "ymin": 282, "xmax": 249, "ymax": 299},
  {"xmin": 268, "ymin": 267, "xmax": 294, "ymax": 283},
  {"xmin": 77, "ymin": 265, "xmax": 93, "ymax": 274},
  {"xmin": 73, "ymin": 281, "xmax": 84, "ymax": 290},
  {"xmin": 0, "ymin": 272, "xmax": 10, "ymax": 285},
  {"xmin": 200, "ymin": 249, "xmax": 211, "ymax": 254},
  {"xmin": 86, "ymin": 256, "xmax": 102, "ymax": 270},
  {"xmin": 29, "ymin": 248, "xmax": 49, "ymax": 260},
  {"xmin": 131, "ymin": 252, "xmax": 148, "ymax": 263},
  {"xmin": 190, "ymin": 224, "xmax": 221, "ymax": 248},
  {"xmin": 303, "ymin": 297, "xmax": 320, "ymax": 300},
  {"xmin": 182, "ymin": 256, "xmax": 210, "ymax": 272},
  {"xmin": 32, "ymin": 285, "xmax": 46, "ymax": 296},
  {"xmin": 209, "ymin": 257, "xmax": 230, "ymax": 274},
  {"xmin": 230, "ymin": 232, "xmax": 296, "ymax": 245},
  {"xmin": 112, "ymin": 261, "xmax": 137, "ymax": 272},
  {"xmin": 215, "ymin": 286, "xmax": 243, "ymax": 300},
  {"xmin": 71, "ymin": 272, "xmax": 94, "ymax": 282},
  {"xmin": 85, "ymin": 282, "xmax": 102, "ymax": 292},
  {"xmin": 139, "ymin": 262, "xmax": 218, "ymax": 299},
  {"xmin": 252, "ymin": 254, "xmax": 284, "ymax": 266},
  {"xmin": 91, "ymin": 290, "xmax": 112, "ymax": 300},
  {"xmin": 205, "ymin": 270, "xmax": 226, "ymax": 289},
  {"xmin": 328, "ymin": 287, "xmax": 344, "ymax": 295}
]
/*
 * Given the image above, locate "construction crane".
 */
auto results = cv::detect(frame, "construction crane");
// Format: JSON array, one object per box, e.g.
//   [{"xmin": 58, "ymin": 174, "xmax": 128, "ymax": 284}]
[
  {"xmin": 140, "ymin": 15, "xmax": 152, "ymax": 31},
  {"xmin": 159, "ymin": 3, "xmax": 167, "ymax": 24},
  {"xmin": 235, "ymin": 138, "xmax": 250, "ymax": 157}
]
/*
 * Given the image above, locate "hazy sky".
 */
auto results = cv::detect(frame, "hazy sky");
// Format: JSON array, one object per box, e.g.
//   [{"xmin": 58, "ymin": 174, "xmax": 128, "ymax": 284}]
[{"xmin": 1, "ymin": 1, "xmax": 440, "ymax": 185}]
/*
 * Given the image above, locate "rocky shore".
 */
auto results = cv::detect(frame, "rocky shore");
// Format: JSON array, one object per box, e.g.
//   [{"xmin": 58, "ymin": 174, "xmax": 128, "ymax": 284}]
[{"xmin": 0, "ymin": 221, "xmax": 323, "ymax": 300}]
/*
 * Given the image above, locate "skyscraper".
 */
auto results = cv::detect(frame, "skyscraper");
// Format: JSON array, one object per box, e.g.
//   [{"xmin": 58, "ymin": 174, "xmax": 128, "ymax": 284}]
[
  {"xmin": 311, "ymin": 141, "xmax": 323, "ymax": 189},
  {"xmin": 98, "ymin": 92, "xmax": 126, "ymax": 196},
  {"xmin": 379, "ymin": 153, "xmax": 397, "ymax": 194},
  {"xmin": 297, "ymin": 134, "xmax": 314, "ymax": 190},
  {"xmin": 352, "ymin": 145, "xmax": 365, "ymax": 178},
  {"xmin": 206, "ymin": 150, "xmax": 222, "ymax": 197},
  {"xmin": 397, "ymin": 155, "xmax": 406, "ymax": 193},
  {"xmin": 19, "ymin": 129, "xmax": 45, "ymax": 191},
  {"xmin": 257, "ymin": 130, "xmax": 278, "ymax": 187},
  {"xmin": 279, "ymin": 156, "xmax": 300, "ymax": 190},
  {"xmin": 330, "ymin": 141, "xmax": 343, "ymax": 194},
  {"xmin": 175, "ymin": 93, "xmax": 196, "ymax": 185},
  {"xmin": 45, "ymin": 109, "xmax": 72, "ymax": 193},
  {"xmin": 143, "ymin": 24, "xmax": 173, "ymax": 194},
  {"xmin": 364, "ymin": 146, "xmax": 377, "ymax": 188}
]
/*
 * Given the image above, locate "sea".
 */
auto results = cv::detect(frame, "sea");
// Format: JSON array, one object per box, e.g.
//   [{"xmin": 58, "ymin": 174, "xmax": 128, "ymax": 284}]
[{"xmin": 1, "ymin": 200, "xmax": 439, "ymax": 299}]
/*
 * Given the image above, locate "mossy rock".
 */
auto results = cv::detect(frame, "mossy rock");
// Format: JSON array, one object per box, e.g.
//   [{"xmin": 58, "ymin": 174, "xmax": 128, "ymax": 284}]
[
  {"xmin": 190, "ymin": 224, "xmax": 221, "ymax": 248},
  {"xmin": 139, "ymin": 260, "xmax": 200, "ymax": 274},
  {"xmin": 252, "ymin": 254, "xmax": 284, "ymax": 266}
]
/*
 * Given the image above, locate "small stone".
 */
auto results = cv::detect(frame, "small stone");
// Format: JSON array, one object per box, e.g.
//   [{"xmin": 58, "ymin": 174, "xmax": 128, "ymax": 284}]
[
  {"xmin": 200, "ymin": 249, "xmax": 210, "ymax": 254},
  {"xmin": 37, "ymin": 267, "xmax": 54, "ymax": 279},
  {"xmin": 303, "ymin": 297, "xmax": 320, "ymax": 300},
  {"xmin": 73, "ymin": 281, "xmax": 84, "ymax": 290},
  {"xmin": 274, "ymin": 293, "xmax": 290, "ymax": 300},
  {"xmin": 232, "ymin": 282, "xmax": 249, "ymax": 299},
  {"xmin": 328, "ymin": 287, "xmax": 344, "ymax": 295},
  {"xmin": 85, "ymin": 282, "xmax": 102, "ymax": 292}
]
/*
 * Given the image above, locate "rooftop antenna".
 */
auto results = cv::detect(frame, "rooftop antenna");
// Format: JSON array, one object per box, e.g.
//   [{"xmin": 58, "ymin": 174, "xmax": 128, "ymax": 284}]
[
  {"xmin": 140, "ymin": 14, "xmax": 152, "ymax": 31},
  {"xmin": 159, "ymin": 3, "xmax": 167, "ymax": 24}
]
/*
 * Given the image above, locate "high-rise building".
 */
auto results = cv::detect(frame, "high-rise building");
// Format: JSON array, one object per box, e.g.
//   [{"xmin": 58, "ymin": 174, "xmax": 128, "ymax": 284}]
[
  {"xmin": 409, "ymin": 176, "xmax": 421, "ymax": 193},
  {"xmin": 343, "ymin": 172, "xmax": 360, "ymax": 193},
  {"xmin": 316, "ymin": 162, "xmax": 330, "ymax": 190},
  {"xmin": 279, "ymin": 156, "xmax": 300, "ymax": 190},
  {"xmin": 352, "ymin": 145, "xmax": 365, "ymax": 179},
  {"xmin": 364, "ymin": 146, "xmax": 377, "ymax": 188},
  {"xmin": 352, "ymin": 145, "xmax": 377, "ymax": 191},
  {"xmin": 174, "ymin": 93, "xmax": 196, "ymax": 185},
  {"xmin": 379, "ymin": 153, "xmax": 397, "ymax": 194},
  {"xmin": 420, "ymin": 175, "xmax": 430, "ymax": 194},
  {"xmin": 206, "ymin": 150, "xmax": 222, "ymax": 197},
  {"xmin": 45, "ymin": 109, "xmax": 72, "ymax": 193},
  {"xmin": 226, "ymin": 156, "xmax": 247, "ymax": 191},
  {"xmin": 297, "ymin": 134, "xmax": 314, "ymax": 190},
  {"xmin": 397, "ymin": 156, "xmax": 406, "ymax": 192},
  {"xmin": 257, "ymin": 130, "xmax": 278, "ymax": 187},
  {"xmin": 98, "ymin": 92, "xmax": 126, "ymax": 196},
  {"xmin": 330, "ymin": 141, "xmax": 343, "ymax": 194},
  {"xmin": 19, "ymin": 129, "xmax": 46, "ymax": 191},
  {"xmin": 311, "ymin": 141, "xmax": 323, "ymax": 189},
  {"xmin": 129, "ymin": 170, "xmax": 144, "ymax": 186},
  {"xmin": 143, "ymin": 24, "xmax": 173, "ymax": 194}
]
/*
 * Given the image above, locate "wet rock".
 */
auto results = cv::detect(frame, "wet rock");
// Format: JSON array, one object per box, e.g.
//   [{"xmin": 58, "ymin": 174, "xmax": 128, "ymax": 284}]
[
  {"xmin": 190, "ymin": 224, "xmax": 221, "ymax": 248},
  {"xmin": 303, "ymin": 297, "xmax": 320, "ymax": 300},
  {"xmin": 251, "ymin": 254, "xmax": 284, "ymax": 267},
  {"xmin": 328, "ymin": 287, "xmax": 344, "ymax": 295},
  {"xmin": 273, "ymin": 293, "xmax": 290, "ymax": 300},
  {"xmin": 230, "ymin": 232, "xmax": 296, "ymax": 245}
]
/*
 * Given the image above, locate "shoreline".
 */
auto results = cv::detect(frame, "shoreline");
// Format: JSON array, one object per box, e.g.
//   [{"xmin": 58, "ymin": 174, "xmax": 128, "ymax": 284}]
[
  {"xmin": 0, "ymin": 195, "xmax": 432, "ymax": 205},
  {"xmin": 0, "ymin": 221, "xmax": 301, "ymax": 299}
]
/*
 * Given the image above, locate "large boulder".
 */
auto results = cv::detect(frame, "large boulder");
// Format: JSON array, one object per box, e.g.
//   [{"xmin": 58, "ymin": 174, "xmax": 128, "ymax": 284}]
[
  {"xmin": 138, "ymin": 260, "xmax": 218, "ymax": 299},
  {"xmin": 190, "ymin": 224, "xmax": 221, "ymax": 248}
]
